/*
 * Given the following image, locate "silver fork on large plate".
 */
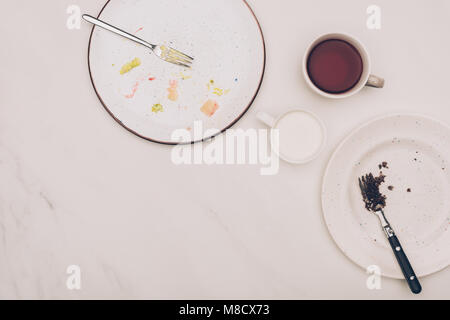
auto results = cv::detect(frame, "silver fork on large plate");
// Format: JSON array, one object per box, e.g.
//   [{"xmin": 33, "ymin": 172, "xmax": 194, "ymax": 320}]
[{"xmin": 83, "ymin": 15, "xmax": 194, "ymax": 68}]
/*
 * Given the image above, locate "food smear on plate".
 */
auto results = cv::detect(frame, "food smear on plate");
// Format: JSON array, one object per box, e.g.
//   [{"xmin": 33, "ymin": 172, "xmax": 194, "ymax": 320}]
[
  {"xmin": 123, "ymin": 74, "xmax": 155, "ymax": 99},
  {"xmin": 207, "ymin": 79, "xmax": 230, "ymax": 96},
  {"xmin": 200, "ymin": 99, "xmax": 219, "ymax": 117},
  {"xmin": 120, "ymin": 58, "xmax": 141, "ymax": 75},
  {"xmin": 175, "ymin": 72, "xmax": 192, "ymax": 80},
  {"xmin": 134, "ymin": 27, "xmax": 144, "ymax": 34},
  {"xmin": 152, "ymin": 103, "xmax": 164, "ymax": 113},
  {"xmin": 213, "ymin": 87, "xmax": 230, "ymax": 96},
  {"xmin": 124, "ymin": 82, "xmax": 139, "ymax": 99},
  {"xmin": 167, "ymin": 80, "xmax": 179, "ymax": 101}
]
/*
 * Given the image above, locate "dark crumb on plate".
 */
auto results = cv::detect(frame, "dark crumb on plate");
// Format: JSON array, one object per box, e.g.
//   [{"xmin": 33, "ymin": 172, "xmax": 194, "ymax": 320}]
[
  {"xmin": 388, "ymin": 186, "xmax": 394, "ymax": 191},
  {"xmin": 407, "ymin": 188, "xmax": 412, "ymax": 193},
  {"xmin": 359, "ymin": 173, "xmax": 387, "ymax": 212},
  {"xmin": 378, "ymin": 162, "xmax": 389, "ymax": 170}
]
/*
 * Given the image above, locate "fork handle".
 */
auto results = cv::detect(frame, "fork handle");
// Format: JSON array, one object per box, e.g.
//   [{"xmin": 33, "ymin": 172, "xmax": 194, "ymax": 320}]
[
  {"xmin": 388, "ymin": 235, "xmax": 422, "ymax": 294},
  {"xmin": 82, "ymin": 14, "xmax": 154, "ymax": 50}
]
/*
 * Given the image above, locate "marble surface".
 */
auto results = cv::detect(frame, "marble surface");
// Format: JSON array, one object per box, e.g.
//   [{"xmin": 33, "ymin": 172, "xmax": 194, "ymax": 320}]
[{"xmin": 1, "ymin": 0, "xmax": 449, "ymax": 299}]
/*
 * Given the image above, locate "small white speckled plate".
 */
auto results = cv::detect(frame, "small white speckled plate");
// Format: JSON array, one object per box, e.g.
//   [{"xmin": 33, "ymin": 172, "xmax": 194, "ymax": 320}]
[
  {"xmin": 88, "ymin": 0, "xmax": 265, "ymax": 144},
  {"xmin": 323, "ymin": 114, "xmax": 450, "ymax": 278}
]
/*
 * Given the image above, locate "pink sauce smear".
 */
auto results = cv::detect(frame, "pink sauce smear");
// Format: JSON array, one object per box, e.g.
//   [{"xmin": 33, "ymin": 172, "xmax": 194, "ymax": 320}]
[
  {"xmin": 167, "ymin": 80, "xmax": 179, "ymax": 101},
  {"xmin": 124, "ymin": 82, "xmax": 139, "ymax": 99}
]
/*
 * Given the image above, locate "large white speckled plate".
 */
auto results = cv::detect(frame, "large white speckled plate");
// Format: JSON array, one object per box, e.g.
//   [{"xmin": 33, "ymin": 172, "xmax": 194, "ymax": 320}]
[
  {"xmin": 322, "ymin": 114, "xmax": 450, "ymax": 278},
  {"xmin": 88, "ymin": 0, "xmax": 265, "ymax": 144}
]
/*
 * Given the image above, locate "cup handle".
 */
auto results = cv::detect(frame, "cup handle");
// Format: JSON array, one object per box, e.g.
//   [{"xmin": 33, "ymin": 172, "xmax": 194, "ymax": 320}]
[
  {"xmin": 366, "ymin": 75, "xmax": 385, "ymax": 88},
  {"xmin": 257, "ymin": 111, "xmax": 276, "ymax": 127}
]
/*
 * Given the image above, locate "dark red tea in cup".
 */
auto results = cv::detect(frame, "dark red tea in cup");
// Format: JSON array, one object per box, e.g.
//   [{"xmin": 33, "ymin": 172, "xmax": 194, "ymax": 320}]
[{"xmin": 307, "ymin": 39, "xmax": 363, "ymax": 94}]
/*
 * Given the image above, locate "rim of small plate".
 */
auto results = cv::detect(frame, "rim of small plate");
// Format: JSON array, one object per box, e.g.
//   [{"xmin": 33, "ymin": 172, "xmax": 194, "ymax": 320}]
[
  {"xmin": 321, "ymin": 113, "xmax": 450, "ymax": 279},
  {"xmin": 87, "ymin": 0, "xmax": 266, "ymax": 145}
]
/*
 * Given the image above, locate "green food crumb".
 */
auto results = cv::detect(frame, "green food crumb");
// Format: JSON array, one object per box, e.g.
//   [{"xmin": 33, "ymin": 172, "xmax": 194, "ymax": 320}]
[
  {"xmin": 120, "ymin": 58, "xmax": 141, "ymax": 75},
  {"xmin": 152, "ymin": 103, "xmax": 164, "ymax": 113}
]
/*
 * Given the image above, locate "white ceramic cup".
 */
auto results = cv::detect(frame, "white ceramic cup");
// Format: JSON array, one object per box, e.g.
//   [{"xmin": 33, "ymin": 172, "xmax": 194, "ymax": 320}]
[
  {"xmin": 257, "ymin": 109, "xmax": 327, "ymax": 164},
  {"xmin": 303, "ymin": 33, "xmax": 384, "ymax": 99}
]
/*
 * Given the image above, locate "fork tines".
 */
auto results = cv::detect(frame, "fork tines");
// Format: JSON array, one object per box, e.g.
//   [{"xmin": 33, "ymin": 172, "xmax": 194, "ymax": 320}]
[{"xmin": 159, "ymin": 45, "xmax": 194, "ymax": 68}]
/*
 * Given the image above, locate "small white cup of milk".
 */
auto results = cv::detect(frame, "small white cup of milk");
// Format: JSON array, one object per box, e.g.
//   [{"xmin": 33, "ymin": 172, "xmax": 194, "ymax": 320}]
[{"xmin": 257, "ymin": 109, "xmax": 326, "ymax": 164}]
